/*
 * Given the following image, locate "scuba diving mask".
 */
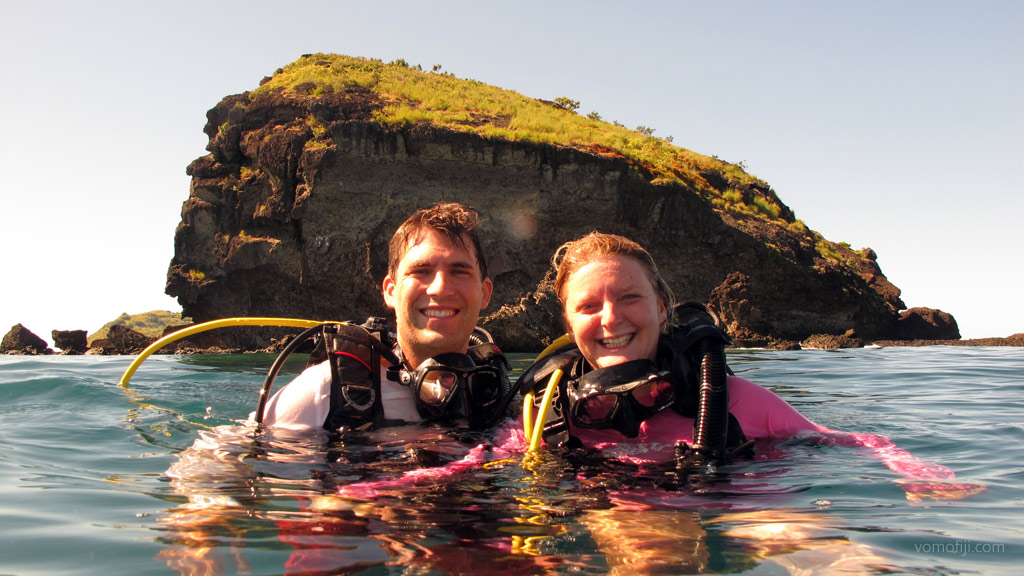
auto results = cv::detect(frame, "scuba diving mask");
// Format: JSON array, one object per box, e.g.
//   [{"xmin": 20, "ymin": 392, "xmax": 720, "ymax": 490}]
[
  {"xmin": 392, "ymin": 352, "xmax": 504, "ymax": 426},
  {"xmin": 568, "ymin": 358, "xmax": 676, "ymax": 438}
]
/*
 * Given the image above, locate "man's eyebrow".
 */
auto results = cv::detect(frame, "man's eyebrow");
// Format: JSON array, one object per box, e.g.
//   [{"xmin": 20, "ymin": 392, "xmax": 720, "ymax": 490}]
[{"xmin": 403, "ymin": 259, "xmax": 476, "ymax": 270}]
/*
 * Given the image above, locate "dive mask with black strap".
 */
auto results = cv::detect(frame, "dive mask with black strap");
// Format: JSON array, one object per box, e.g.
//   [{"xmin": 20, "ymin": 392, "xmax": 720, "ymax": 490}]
[
  {"xmin": 569, "ymin": 358, "xmax": 676, "ymax": 438},
  {"xmin": 390, "ymin": 352, "xmax": 504, "ymax": 427}
]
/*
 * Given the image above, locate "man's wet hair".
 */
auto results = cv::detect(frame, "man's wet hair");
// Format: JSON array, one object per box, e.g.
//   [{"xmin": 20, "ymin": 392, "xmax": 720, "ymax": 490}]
[{"xmin": 388, "ymin": 202, "xmax": 489, "ymax": 280}]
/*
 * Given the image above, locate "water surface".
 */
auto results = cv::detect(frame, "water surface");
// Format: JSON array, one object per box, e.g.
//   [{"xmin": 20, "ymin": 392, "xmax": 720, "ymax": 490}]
[{"xmin": 0, "ymin": 347, "xmax": 1020, "ymax": 575}]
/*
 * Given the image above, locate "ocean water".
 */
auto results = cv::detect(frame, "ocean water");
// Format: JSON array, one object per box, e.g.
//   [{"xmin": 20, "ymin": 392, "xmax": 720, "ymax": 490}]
[{"xmin": 0, "ymin": 347, "xmax": 1021, "ymax": 575}]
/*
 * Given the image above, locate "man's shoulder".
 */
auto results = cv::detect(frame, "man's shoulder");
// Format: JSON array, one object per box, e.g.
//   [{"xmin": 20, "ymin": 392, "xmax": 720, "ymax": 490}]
[{"xmin": 285, "ymin": 360, "xmax": 333, "ymax": 390}]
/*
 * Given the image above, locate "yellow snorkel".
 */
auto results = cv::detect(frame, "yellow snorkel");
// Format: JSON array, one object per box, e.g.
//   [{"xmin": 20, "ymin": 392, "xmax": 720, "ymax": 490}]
[
  {"xmin": 118, "ymin": 317, "xmax": 340, "ymax": 386},
  {"xmin": 525, "ymin": 369, "xmax": 563, "ymax": 453},
  {"xmin": 521, "ymin": 333, "xmax": 573, "ymax": 453}
]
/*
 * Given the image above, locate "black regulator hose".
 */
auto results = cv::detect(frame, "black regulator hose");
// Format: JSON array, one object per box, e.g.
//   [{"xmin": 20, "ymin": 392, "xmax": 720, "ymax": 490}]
[
  {"xmin": 690, "ymin": 338, "xmax": 730, "ymax": 462},
  {"xmin": 255, "ymin": 324, "xmax": 326, "ymax": 424}
]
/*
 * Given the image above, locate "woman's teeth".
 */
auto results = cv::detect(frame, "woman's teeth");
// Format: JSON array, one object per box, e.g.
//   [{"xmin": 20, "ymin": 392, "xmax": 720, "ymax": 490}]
[{"xmin": 601, "ymin": 334, "xmax": 632, "ymax": 348}]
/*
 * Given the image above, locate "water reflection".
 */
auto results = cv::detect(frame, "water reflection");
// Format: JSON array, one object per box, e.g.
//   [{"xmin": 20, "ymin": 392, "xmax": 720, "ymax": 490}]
[{"xmin": 155, "ymin": 423, "xmax": 920, "ymax": 575}]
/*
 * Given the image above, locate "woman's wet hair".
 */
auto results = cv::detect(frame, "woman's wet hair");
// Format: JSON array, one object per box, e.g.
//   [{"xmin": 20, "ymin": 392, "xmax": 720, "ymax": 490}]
[
  {"xmin": 552, "ymin": 231, "xmax": 676, "ymax": 327},
  {"xmin": 388, "ymin": 202, "xmax": 489, "ymax": 280}
]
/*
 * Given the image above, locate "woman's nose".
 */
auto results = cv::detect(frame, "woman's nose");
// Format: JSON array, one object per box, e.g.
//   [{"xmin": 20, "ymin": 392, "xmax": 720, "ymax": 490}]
[{"xmin": 599, "ymin": 301, "xmax": 619, "ymax": 326}]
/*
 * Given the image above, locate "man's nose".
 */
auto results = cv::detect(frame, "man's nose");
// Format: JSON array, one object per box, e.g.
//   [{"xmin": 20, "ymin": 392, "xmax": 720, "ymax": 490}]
[{"xmin": 426, "ymin": 271, "xmax": 451, "ymax": 294}]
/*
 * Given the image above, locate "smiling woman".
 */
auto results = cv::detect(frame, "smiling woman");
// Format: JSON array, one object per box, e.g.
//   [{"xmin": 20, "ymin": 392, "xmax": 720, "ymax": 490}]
[
  {"xmin": 518, "ymin": 231, "xmax": 819, "ymax": 456},
  {"xmin": 515, "ymin": 231, "xmax": 989, "ymax": 508},
  {"xmin": 557, "ymin": 242, "xmax": 669, "ymax": 369}
]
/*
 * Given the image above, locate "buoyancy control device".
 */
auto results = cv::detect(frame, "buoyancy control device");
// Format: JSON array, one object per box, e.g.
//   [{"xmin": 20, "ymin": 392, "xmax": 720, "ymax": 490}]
[{"xmin": 516, "ymin": 302, "xmax": 750, "ymax": 464}]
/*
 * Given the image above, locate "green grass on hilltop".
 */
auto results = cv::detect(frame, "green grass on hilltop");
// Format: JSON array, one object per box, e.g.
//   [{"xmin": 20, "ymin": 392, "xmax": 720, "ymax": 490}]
[
  {"xmin": 251, "ymin": 53, "xmax": 789, "ymax": 223},
  {"xmin": 88, "ymin": 311, "xmax": 191, "ymax": 345},
  {"xmin": 245, "ymin": 53, "xmax": 870, "ymax": 269}
]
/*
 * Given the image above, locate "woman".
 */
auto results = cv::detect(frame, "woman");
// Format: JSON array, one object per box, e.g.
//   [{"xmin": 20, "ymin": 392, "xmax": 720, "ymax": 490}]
[
  {"xmin": 517, "ymin": 231, "xmax": 823, "ymax": 465},
  {"xmin": 512, "ymin": 231, "xmax": 986, "ymax": 573},
  {"xmin": 517, "ymin": 231, "xmax": 982, "ymax": 501}
]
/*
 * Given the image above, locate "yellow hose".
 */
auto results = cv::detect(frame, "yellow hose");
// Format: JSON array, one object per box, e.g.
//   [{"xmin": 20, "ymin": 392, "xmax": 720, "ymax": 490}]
[
  {"xmin": 523, "ymin": 390, "xmax": 535, "ymax": 439},
  {"xmin": 536, "ymin": 334, "xmax": 572, "ymax": 361},
  {"xmin": 528, "ymin": 368, "xmax": 563, "ymax": 453},
  {"xmin": 118, "ymin": 317, "xmax": 336, "ymax": 386},
  {"xmin": 520, "ymin": 335, "xmax": 572, "ymax": 451}
]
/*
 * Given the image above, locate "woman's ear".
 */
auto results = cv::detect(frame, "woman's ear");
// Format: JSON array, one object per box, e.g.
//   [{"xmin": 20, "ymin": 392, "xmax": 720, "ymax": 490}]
[{"xmin": 563, "ymin": 315, "xmax": 576, "ymax": 344}]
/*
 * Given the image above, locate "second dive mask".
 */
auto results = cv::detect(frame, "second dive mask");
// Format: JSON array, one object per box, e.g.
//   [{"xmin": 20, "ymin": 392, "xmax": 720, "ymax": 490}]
[
  {"xmin": 391, "ymin": 352, "xmax": 504, "ymax": 426},
  {"xmin": 569, "ymin": 358, "xmax": 676, "ymax": 438}
]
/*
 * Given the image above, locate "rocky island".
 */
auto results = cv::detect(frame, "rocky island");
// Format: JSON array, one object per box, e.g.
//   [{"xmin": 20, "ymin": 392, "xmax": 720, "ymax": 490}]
[{"xmin": 10, "ymin": 53, "xmax": 1013, "ymax": 355}]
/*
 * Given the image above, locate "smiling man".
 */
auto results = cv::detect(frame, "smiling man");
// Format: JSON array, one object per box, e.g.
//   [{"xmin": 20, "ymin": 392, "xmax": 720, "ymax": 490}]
[
  {"xmin": 383, "ymin": 204, "xmax": 493, "ymax": 370},
  {"xmin": 259, "ymin": 202, "xmax": 510, "ymax": 432}
]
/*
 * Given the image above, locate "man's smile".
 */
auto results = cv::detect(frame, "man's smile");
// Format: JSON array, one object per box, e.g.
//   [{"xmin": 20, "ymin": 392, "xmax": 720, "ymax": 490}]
[{"xmin": 423, "ymin": 307, "xmax": 457, "ymax": 318}]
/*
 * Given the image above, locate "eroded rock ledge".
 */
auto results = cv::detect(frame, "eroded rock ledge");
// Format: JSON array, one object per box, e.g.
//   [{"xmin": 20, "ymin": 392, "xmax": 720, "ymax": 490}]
[{"xmin": 162, "ymin": 83, "xmax": 960, "ymax": 352}]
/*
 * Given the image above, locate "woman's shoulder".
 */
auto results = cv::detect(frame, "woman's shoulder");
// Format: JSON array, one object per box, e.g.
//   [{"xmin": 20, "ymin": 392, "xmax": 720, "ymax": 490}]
[{"xmin": 727, "ymin": 375, "xmax": 823, "ymax": 436}]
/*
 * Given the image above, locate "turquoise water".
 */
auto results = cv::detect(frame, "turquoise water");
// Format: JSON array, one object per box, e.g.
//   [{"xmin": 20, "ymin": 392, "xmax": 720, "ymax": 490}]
[{"xmin": 1, "ymin": 347, "xmax": 1021, "ymax": 575}]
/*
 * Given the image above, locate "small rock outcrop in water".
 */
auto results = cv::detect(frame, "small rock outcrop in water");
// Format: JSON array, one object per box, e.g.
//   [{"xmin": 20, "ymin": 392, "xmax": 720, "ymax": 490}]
[
  {"xmin": 895, "ymin": 307, "xmax": 960, "ymax": 340},
  {"xmin": 1, "ymin": 324, "xmax": 53, "ymax": 355},
  {"xmin": 86, "ymin": 325, "xmax": 156, "ymax": 355},
  {"xmin": 165, "ymin": 54, "xmax": 957, "ymax": 352},
  {"xmin": 52, "ymin": 330, "xmax": 88, "ymax": 354},
  {"xmin": 800, "ymin": 331, "xmax": 865, "ymax": 350}
]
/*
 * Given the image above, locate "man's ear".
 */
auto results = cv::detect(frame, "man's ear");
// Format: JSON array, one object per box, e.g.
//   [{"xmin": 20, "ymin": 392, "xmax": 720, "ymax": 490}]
[
  {"xmin": 480, "ymin": 277, "xmax": 493, "ymax": 310},
  {"xmin": 382, "ymin": 275, "xmax": 397, "ymax": 309}
]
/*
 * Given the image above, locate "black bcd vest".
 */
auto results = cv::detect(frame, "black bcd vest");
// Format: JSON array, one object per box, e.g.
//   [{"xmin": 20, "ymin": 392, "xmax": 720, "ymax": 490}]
[{"xmin": 515, "ymin": 304, "xmax": 749, "ymax": 460}]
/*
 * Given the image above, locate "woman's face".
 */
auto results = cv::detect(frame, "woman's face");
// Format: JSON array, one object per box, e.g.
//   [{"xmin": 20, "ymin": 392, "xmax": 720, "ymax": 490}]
[{"xmin": 562, "ymin": 255, "xmax": 667, "ymax": 369}]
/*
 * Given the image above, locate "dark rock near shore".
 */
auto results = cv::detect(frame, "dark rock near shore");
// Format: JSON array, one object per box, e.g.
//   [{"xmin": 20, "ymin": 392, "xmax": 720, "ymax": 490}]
[
  {"xmin": 871, "ymin": 333, "xmax": 1024, "ymax": 347},
  {"xmin": 895, "ymin": 307, "xmax": 960, "ymax": 340},
  {"xmin": 86, "ymin": 325, "xmax": 156, "ymax": 355},
  {"xmin": 52, "ymin": 330, "xmax": 88, "ymax": 354},
  {"xmin": 1, "ymin": 324, "xmax": 53, "ymax": 355},
  {"xmin": 800, "ymin": 331, "xmax": 864, "ymax": 350},
  {"xmin": 157, "ymin": 323, "xmax": 244, "ymax": 354}
]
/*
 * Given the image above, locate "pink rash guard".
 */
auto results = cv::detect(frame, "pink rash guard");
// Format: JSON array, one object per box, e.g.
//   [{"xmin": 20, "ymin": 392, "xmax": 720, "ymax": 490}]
[{"xmin": 336, "ymin": 376, "xmax": 981, "ymax": 501}]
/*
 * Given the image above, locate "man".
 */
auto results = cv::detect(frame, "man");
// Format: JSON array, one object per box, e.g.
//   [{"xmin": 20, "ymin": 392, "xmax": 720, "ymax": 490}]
[{"xmin": 259, "ymin": 202, "xmax": 506, "ymax": 431}]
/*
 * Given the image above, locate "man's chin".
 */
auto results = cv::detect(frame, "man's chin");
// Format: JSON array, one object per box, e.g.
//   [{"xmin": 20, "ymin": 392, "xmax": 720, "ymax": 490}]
[{"xmin": 412, "ymin": 331, "xmax": 469, "ymax": 356}]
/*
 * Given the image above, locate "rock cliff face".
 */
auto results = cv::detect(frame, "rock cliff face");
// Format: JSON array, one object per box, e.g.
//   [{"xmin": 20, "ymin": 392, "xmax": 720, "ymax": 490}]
[{"xmin": 167, "ymin": 77, "xmax": 941, "ymax": 351}]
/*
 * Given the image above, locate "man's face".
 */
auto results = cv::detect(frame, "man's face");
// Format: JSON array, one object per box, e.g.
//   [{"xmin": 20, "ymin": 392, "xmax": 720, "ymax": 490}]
[{"xmin": 383, "ymin": 228, "xmax": 493, "ymax": 369}]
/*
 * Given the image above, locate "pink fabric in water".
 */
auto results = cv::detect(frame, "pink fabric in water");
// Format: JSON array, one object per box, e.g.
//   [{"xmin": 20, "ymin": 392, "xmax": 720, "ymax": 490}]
[
  {"xmin": 336, "ymin": 444, "xmax": 491, "ymax": 499},
  {"xmin": 335, "ymin": 376, "xmax": 976, "ymax": 500}
]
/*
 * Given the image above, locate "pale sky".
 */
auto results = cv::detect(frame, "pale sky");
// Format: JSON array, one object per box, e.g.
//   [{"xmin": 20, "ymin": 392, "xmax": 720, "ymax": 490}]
[{"xmin": 2, "ymin": 0, "xmax": 1021, "ymax": 345}]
